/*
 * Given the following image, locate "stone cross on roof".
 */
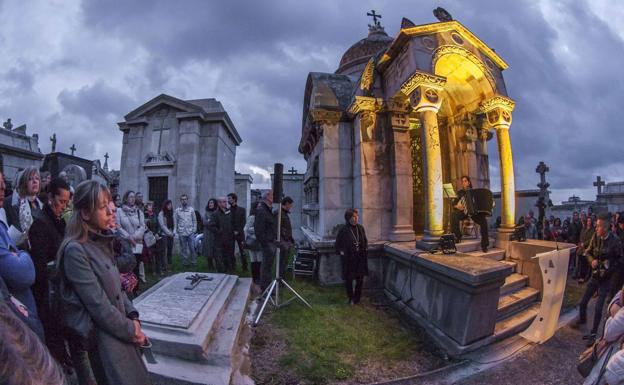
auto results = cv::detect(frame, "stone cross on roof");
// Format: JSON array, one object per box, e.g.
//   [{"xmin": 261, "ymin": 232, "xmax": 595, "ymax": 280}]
[
  {"xmin": 70, "ymin": 144, "xmax": 76, "ymax": 156},
  {"xmin": 50, "ymin": 133, "xmax": 57, "ymax": 152},
  {"xmin": 103, "ymin": 152, "xmax": 109, "ymax": 171},
  {"xmin": 288, "ymin": 167, "xmax": 297, "ymax": 174},
  {"xmin": 535, "ymin": 161, "xmax": 550, "ymax": 190},
  {"xmin": 367, "ymin": 10, "xmax": 382, "ymax": 27},
  {"xmin": 593, "ymin": 176, "xmax": 605, "ymax": 195}
]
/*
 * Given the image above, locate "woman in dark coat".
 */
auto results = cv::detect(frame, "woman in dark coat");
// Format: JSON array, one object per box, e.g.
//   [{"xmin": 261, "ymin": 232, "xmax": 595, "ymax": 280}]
[
  {"xmin": 28, "ymin": 177, "xmax": 72, "ymax": 367},
  {"xmin": 60, "ymin": 180, "xmax": 150, "ymax": 385},
  {"xmin": 335, "ymin": 208, "xmax": 368, "ymax": 305},
  {"xmin": 202, "ymin": 198, "xmax": 218, "ymax": 270}
]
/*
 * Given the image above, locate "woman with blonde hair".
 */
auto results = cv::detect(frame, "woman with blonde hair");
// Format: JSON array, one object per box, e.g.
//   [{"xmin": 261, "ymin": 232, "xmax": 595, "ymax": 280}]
[
  {"xmin": 59, "ymin": 181, "xmax": 150, "ymax": 385},
  {"xmin": 2, "ymin": 166, "xmax": 43, "ymax": 248}
]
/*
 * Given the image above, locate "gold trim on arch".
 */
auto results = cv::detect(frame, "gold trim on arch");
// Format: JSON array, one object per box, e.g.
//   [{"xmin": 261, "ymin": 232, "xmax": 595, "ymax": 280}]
[
  {"xmin": 432, "ymin": 45, "xmax": 497, "ymax": 92},
  {"xmin": 401, "ymin": 21, "xmax": 508, "ymax": 70}
]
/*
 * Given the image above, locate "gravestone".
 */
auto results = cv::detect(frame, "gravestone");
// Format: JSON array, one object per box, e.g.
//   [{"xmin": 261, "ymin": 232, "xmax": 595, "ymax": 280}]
[{"xmin": 134, "ymin": 272, "xmax": 251, "ymax": 385}]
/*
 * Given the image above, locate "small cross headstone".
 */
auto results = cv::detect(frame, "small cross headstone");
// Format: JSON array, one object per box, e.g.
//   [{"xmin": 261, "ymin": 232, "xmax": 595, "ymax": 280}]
[
  {"xmin": 184, "ymin": 273, "xmax": 213, "ymax": 290},
  {"xmin": 70, "ymin": 144, "xmax": 76, "ymax": 156},
  {"xmin": 367, "ymin": 10, "xmax": 382, "ymax": 27},
  {"xmin": 288, "ymin": 166, "xmax": 297, "ymax": 174},
  {"xmin": 593, "ymin": 176, "xmax": 605, "ymax": 195}
]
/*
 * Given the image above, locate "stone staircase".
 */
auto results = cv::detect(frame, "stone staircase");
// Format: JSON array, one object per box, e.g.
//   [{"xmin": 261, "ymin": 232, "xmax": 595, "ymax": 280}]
[{"xmin": 459, "ymin": 239, "xmax": 540, "ymax": 342}]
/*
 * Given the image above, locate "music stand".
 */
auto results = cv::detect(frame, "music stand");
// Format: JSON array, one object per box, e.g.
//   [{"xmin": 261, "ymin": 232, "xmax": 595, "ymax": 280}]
[{"xmin": 442, "ymin": 183, "xmax": 457, "ymax": 233}]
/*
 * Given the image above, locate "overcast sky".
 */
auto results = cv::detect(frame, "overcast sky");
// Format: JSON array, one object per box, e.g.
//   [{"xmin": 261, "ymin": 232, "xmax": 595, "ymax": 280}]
[{"xmin": 0, "ymin": 0, "xmax": 621, "ymax": 204}]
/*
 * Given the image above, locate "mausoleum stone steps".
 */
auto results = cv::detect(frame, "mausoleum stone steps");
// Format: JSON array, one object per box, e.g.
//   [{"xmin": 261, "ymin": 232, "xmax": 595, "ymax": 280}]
[
  {"xmin": 493, "ymin": 303, "xmax": 540, "ymax": 341},
  {"xmin": 497, "ymin": 286, "xmax": 540, "ymax": 321},
  {"xmin": 500, "ymin": 260, "xmax": 518, "ymax": 273},
  {"xmin": 454, "ymin": 238, "xmax": 497, "ymax": 253},
  {"xmin": 500, "ymin": 273, "xmax": 529, "ymax": 296},
  {"xmin": 464, "ymin": 247, "xmax": 505, "ymax": 261}
]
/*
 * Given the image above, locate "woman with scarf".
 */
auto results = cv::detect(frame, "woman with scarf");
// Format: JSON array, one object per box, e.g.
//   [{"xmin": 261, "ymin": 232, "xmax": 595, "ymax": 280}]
[
  {"xmin": 335, "ymin": 209, "xmax": 368, "ymax": 305},
  {"xmin": 28, "ymin": 177, "xmax": 72, "ymax": 368},
  {"xmin": 116, "ymin": 190, "xmax": 146, "ymax": 289},
  {"xmin": 60, "ymin": 181, "xmax": 150, "ymax": 385},
  {"xmin": 2, "ymin": 166, "xmax": 43, "ymax": 249}
]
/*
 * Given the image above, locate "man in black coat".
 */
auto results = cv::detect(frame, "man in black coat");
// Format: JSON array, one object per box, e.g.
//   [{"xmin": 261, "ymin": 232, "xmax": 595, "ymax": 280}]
[
  {"xmin": 255, "ymin": 191, "xmax": 276, "ymax": 291},
  {"xmin": 575, "ymin": 213, "xmax": 623, "ymax": 345},
  {"xmin": 228, "ymin": 193, "xmax": 248, "ymax": 271},
  {"xmin": 209, "ymin": 197, "xmax": 236, "ymax": 273},
  {"xmin": 28, "ymin": 177, "xmax": 71, "ymax": 365}
]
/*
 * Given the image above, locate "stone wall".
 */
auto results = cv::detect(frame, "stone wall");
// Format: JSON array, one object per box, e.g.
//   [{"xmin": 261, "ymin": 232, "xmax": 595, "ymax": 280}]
[{"xmin": 234, "ymin": 173, "xmax": 253, "ymax": 210}]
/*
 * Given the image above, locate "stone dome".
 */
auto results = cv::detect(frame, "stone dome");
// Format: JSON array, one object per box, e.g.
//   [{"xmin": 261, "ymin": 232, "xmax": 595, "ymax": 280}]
[{"xmin": 336, "ymin": 25, "xmax": 393, "ymax": 76}]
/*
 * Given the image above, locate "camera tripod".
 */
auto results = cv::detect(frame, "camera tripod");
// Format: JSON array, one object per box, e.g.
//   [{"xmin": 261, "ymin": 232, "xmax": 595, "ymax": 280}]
[{"xmin": 253, "ymin": 203, "xmax": 312, "ymax": 326}]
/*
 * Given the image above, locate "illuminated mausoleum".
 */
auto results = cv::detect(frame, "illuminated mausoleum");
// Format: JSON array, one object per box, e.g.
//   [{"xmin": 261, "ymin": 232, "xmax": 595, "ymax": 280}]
[{"xmin": 298, "ymin": 12, "xmax": 572, "ymax": 355}]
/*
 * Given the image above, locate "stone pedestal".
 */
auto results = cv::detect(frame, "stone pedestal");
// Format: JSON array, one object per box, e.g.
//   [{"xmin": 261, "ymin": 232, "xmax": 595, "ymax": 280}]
[
  {"xmin": 384, "ymin": 243, "xmax": 511, "ymax": 355},
  {"xmin": 134, "ymin": 273, "xmax": 251, "ymax": 385}
]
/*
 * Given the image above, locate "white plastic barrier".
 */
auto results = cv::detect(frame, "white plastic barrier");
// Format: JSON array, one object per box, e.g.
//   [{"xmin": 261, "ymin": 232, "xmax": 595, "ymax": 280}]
[{"xmin": 520, "ymin": 247, "xmax": 573, "ymax": 343}]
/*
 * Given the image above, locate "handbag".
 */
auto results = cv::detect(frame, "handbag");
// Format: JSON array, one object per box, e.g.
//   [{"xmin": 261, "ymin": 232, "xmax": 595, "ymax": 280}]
[
  {"xmin": 144, "ymin": 231, "xmax": 157, "ymax": 248},
  {"xmin": 577, "ymin": 339, "xmax": 608, "ymax": 378},
  {"xmin": 53, "ymin": 243, "xmax": 97, "ymax": 351}
]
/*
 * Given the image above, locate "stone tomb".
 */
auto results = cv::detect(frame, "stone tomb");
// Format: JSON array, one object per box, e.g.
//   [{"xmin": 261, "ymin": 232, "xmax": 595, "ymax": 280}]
[{"xmin": 134, "ymin": 273, "xmax": 251, "ymax": 385}]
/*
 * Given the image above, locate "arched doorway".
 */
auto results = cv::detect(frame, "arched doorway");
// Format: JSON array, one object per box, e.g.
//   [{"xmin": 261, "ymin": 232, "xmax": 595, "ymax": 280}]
[{"xmin": 410, "ymin": 47, "xmax": 496, "ymax": 234}]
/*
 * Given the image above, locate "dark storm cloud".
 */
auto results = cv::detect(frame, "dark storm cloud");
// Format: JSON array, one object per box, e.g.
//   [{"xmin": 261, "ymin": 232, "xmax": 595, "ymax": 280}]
[
  {"xmin": 58, "ymin": 81, "xmax": 135, "ymax": 119},
  {"xmin": 0, "ymin": 0, "xmax": 621, "ymax": 200}
]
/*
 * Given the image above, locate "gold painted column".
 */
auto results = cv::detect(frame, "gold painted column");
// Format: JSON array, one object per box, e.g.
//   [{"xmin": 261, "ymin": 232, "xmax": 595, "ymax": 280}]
[
  {"xmin": 402, "ymin": 72, "xmax": 447, "ymax": 242},
  {"xmin": 480, "ymin": 96, "xmax": 516, "ymax": 232}
]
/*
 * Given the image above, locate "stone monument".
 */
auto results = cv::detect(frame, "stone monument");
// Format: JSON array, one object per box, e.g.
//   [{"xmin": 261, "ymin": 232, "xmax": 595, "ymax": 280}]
[
  {"xmin": 134, "ymin": 273, "xmax": 251, "ymax": 384},
  {"xmin": 118, "ymin": 94, "xmax": 242, "ymax": 212}
]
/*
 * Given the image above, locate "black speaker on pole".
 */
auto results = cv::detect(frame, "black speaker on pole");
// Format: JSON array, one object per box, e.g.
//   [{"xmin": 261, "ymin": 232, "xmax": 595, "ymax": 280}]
[{"xmin": 273, "ymin": 163, "xmax": 284, "ymax": 202}]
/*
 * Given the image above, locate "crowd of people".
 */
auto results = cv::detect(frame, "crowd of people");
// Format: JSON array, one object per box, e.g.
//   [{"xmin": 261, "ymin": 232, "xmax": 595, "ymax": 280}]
[
  {"xmin": 0, "ymin": 167, "xmax": 300, "ymax": 385},
  {"xmin": 512, "ymin": 208, "xmax": 624, "ymax": 382}
]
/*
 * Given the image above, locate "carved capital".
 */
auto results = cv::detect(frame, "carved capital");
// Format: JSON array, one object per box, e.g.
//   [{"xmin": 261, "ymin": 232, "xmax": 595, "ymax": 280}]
[
  {"xmin": 310, "ymin": 109, "xmax": 342, "ymax": 124},
  {"xmin": 479, "ymin": 95, "xmax": 515, "ymax": 129},
  {"xmin": 348, "ymin": 96, "xmax": 383, "ymax": 115},
  {"xmin": 409, "ymin": 85, "xmax": 444, "ymax": 113},
  {"xmin": 386, "ymin": 97, "xmax": 411, "ymax": 113},
  {"xmin": 400, "ymin": 71, "xmax": 446, "ymax": 97}
]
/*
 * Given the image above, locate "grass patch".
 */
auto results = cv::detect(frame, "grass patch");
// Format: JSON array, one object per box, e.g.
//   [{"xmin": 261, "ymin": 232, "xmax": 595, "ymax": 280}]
[
  {"xmin": 255, "ymin": 280, "xmax": 423, "ymax": 384},
  {"xmin": 142, "ymin": 252, "xmax": 251, "ymax": 292}
]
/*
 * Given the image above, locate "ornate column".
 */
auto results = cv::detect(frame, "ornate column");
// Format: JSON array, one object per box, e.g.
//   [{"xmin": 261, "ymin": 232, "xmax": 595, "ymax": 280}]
[
  {"xmin": 402, "ymin": 71, "xmax": 447, "ymax": 242},
  {"xmin": 348, "ymin": 96, "xmax": 384, "ymax": 241},
  {"xmin": 479, "ymin": 96, "xmax": 516, "ymax": 232},
  {"xmin": 387, "ymin": 98, "xmax": 415, "ymax": 241}
]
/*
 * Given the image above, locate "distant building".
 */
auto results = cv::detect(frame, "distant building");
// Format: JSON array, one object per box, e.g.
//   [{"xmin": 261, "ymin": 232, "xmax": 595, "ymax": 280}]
[
  {"xmin": 118, "ymin": 94, "xmax": 242, "ymax": 211},
  {"xmin": 0, "ymin": 119, "xmax": 44, "ymax": 188}
]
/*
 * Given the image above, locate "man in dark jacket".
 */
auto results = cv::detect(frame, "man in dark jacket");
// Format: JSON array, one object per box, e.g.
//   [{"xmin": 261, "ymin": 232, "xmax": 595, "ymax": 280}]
[
  {"xmin": 228, "ymin": 193, "xmax": 248, "ymax": 272},
  {"xmin": 276, "ymin": 197, "xmax": 294, "ymax": 280},
  {"xmin": 575, "ymin": 213, "xmax": 623, "ymax": 345},
  {"xmin": 210, "ymin": 197, "xmax": 236, "ymax": 273},
  {"xmin": 255, "ymin": 191, "xmax": 276, "ymax": 291},
  {"xmin": 28, "ymin": 177, "xmax": 71, "ymax": 364}
]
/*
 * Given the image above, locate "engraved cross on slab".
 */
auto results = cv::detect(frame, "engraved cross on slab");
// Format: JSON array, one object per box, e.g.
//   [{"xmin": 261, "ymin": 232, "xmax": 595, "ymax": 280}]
[{"xmin": 184, "ymin": 273, "xmax": 213, "ymax": 290}]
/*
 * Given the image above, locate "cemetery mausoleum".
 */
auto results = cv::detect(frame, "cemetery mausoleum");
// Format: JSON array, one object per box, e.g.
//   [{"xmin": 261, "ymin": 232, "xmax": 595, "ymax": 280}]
[{"xmin": 299, "ymin": 14, "xmax": 573, "ymax": 354}]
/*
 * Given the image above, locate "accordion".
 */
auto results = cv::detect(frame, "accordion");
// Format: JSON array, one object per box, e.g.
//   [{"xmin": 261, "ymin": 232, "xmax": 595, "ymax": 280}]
[{"xmin": 462, "ymin": 188, "xmax": 494, "ymax": 217}]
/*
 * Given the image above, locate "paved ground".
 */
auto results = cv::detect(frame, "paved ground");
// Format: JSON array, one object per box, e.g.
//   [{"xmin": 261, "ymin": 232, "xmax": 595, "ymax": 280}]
[{"xmin": 458, "ymin": 326, "xmax": 587, "ymax": 385}]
